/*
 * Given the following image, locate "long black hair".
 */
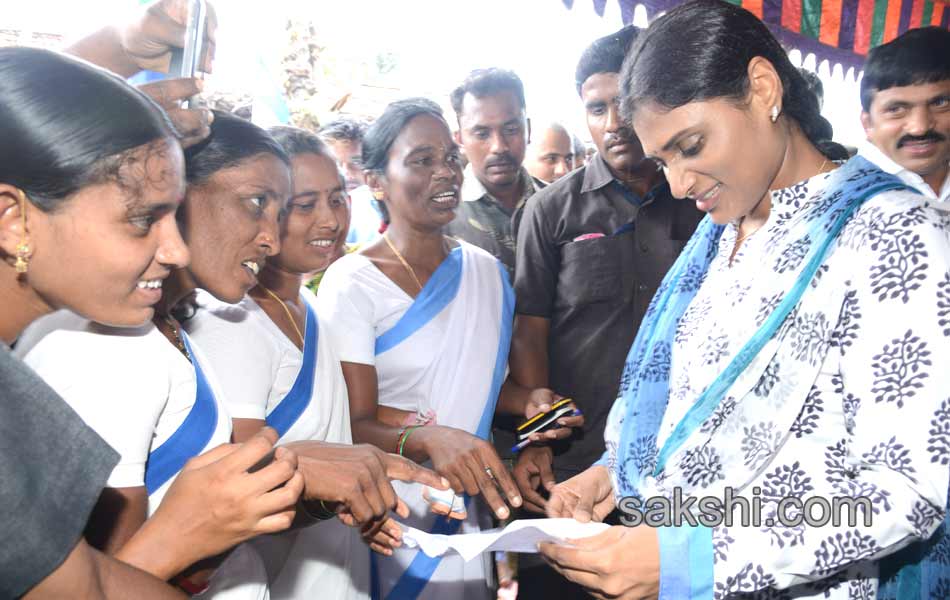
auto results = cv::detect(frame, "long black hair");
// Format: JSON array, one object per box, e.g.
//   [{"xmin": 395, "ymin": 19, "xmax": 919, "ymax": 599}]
[
  {"xmin": 620, "ymin": 0, "xmax": 833, "ymax": 155},
  {"xmin": 0, "ymin": 47, "xmax": 177, "ymax": 212}
]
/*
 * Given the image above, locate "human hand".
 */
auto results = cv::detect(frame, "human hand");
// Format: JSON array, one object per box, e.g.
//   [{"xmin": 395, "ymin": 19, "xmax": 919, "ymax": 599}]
[
  {"xmin": 147, "ymin": 427, "xmax": 303, "ymax": 568},
  {"xmin": 546, "ymin": 465, "xmax": 615, "ymax": 523},
  {"xmin": 414, "ymin": 426, "xmax": 522, "ymax": 519},
  {"xmin": 289, "ymin": 441, "xmax": 449, "ymax": 525},
  {"xmin": 137, "ymin": 77, "xmax": 213, "ymax": 147},
  {"xmin": 422, "ymin": 485, "xmax": 467, "ymax": 520},
  {"xmin": 512, "ymin": 445, "xmax": 555, "ymax": 513},
  {"xmin": 523, "ymin": 389, "xmax": 584, "ymax": 442},
  {"xmin": 538, "ymin": 525, "xmax": 659, "ymax": 600},
  {"xmin": 352, "ymin": 516, "xmax": 404, "ymax": 556},
  {"xmin": 118, "ymin": 0, "xmax": 218, "ymax": 74}
]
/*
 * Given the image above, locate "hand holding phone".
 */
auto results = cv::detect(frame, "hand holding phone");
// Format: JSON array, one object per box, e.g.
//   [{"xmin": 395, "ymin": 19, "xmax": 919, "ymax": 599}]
[
  {"xmin": 512, "ymin": 398, "xmax": 583, "ymax": 453},
  {"xmin": 168, "ymin": 0, "xmax": 208, "ymax": 108}
]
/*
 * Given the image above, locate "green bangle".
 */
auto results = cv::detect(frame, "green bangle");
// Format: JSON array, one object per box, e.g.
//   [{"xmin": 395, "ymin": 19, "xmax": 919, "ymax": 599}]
[
  {"xmin": 398, "ymin": 425, "xmax": 422, "ymax": 456},
  {"xmin": 300, "ymin": 499, "xmax": 337, "ymax": 521}
]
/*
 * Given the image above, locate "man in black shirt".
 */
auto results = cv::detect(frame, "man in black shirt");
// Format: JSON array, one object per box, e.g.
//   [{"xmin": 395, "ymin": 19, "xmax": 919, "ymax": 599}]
[{"xmin": 509, "ymin": 26, "xmax": 704, "ymax": 598}]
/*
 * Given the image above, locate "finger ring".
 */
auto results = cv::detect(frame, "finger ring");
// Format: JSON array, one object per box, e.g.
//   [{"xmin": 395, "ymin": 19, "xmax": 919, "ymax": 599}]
[{"xmin": 485, "ymin": 467, "xmax": 495, "ymax": 480}]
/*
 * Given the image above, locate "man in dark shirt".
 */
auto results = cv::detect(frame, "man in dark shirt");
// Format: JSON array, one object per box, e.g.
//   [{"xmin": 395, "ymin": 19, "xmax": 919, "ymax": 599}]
[
  {"xmin": 509, "ymin": 26, "xmax": 704, "ymax": 598},
  {"xmin": 444, "ymin": 68, "xmax": 545, "ymax": 279}
]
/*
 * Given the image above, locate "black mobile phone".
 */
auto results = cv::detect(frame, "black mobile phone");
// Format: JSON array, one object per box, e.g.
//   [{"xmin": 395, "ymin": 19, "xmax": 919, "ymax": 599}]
[
  {"xmin": 167, "ymin": 0, "xmax": 207, "ymax": 108},
  {"xmin": 516, "ymin": 398, "xmax": 576, "ymax": 442}
]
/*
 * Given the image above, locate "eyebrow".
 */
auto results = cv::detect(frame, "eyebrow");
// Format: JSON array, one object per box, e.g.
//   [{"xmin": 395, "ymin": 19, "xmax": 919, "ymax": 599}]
[
  {"xmin": 584, "ymin": 99, "xmax": 607, "ymax": 110},
  {"xmin": 406, "ymin": 145, "xmax": 436, "ymax": 158},
  {"xmin": 127, "ymin": 199, "xmax": 180, "ymax": 216},
  {"xmin": 406, "ymin": 144, "xmax": 459, "ymax": 158},
  {"xmin": 646, "ymin": 128, "xmax": 699, "ymax": 162},
  {"xmin": 292, "ymin": 184, "xmax": 344, "ymax": 200},
  {"xmin": 235, "ymin": 184, "xmax": 281, "ymax": 198}
]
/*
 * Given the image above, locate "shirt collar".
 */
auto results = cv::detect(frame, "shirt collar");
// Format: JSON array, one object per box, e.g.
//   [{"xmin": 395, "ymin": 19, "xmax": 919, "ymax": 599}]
[
  {"xmin": 461, "ymin": 163, "xmax": 489, "ymax": 202},
  {"xmin": 858, "ymin": 141, "xmax": 906, "ymax": 176},
  {"xmin": 859, "ymin": 141, "xmax": 950, "ymax": 202},
  {"xmin": 581, "ymin": 152, "xmax": 616, "ymax": 194},
  {"xmin": 461, "ymin": 163, "xmax": 538, "ymax": 204},
  {"xmin": 582, "ymin": 152, "xmax": 670, "ymax": 207}
]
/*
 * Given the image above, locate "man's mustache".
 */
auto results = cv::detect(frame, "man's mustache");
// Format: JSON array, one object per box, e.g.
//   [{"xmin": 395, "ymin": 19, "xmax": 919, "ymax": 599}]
[
  {"xmin": 605, "ymin": 130, "xmax": 637, "ymax": 149},
  {"xmin": 485, "ymin": 154, "xmax": 517, "ymax": 168},
  {"xmin": 897, "ymin": 131, "xmax": 946, "ymax": 148}
]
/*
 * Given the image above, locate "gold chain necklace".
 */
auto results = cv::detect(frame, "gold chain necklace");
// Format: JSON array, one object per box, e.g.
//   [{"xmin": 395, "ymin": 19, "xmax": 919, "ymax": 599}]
[
  {"xmin": 734, "ymin": 223, "xmax": 764, "ymax": 246},
  {"xmin": 259, "ymin": 285, "xmax": 305, "ymax": 347},
  {"xmin": 158, "ymin": 314, "xmax": 191, "ymax": 362},
  {"xmin": 383, "ymin": 233, "xmax": 424, "ymax": 292}
]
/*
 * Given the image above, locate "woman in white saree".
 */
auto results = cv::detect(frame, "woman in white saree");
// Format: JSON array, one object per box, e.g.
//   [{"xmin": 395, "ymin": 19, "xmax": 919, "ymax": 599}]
[
  {"xmin": 539, "ymin": 3, "xmax": 950, "ymax": 600},
  {"xmin": 184, "ymin": 126, "xmax": 369, "ymax": 599},
  {"xmin": 318, "ymin": 98, "xmax": 578, "ymax": 600}
]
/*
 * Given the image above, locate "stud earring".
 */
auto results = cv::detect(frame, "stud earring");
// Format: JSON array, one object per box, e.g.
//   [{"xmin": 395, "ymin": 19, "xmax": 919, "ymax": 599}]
[
  {"xmin": 770, "ymin": 105, "xmax": 780, "ymax": 123},
  {"xmin": 14, "ymin": 190, "xmax": 30, "ymax": 275}
]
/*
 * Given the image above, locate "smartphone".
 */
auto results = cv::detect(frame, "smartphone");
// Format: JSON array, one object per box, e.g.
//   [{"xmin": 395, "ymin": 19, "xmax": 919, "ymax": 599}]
[
  {"xmin": 168, "ymin": 0, "xmax": 207, "ymax": 107},
  {"xmin": 516, "ymin": 398, "xmax": 575, "ymax": 442}
]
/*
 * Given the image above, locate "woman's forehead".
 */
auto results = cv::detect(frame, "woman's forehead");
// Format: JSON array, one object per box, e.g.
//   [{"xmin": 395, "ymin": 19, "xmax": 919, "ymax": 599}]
[
  {"xmin": 200, "ymin": 153, "xmax": 290, "ymax": 189},
  {"xmin": 392, "ymin": 114, "xmax": 453, "ymax": 153}
]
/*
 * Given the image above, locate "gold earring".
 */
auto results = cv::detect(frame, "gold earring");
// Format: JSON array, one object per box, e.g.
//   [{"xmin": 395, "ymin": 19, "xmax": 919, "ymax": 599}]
[
  {"xmin": 770, "ymin": 106, "xmax": 780, "ymax": 123},
  {"xmin": 373, "ymin": 190, "xmax": 384, "ymax": 201},
  {"xmin": 14, "ymin": 242, "xmax": 29, "ymax": 274},
  {"xmin": 14, "ymin": 190, "xmax": 30, "ymax": 274}
]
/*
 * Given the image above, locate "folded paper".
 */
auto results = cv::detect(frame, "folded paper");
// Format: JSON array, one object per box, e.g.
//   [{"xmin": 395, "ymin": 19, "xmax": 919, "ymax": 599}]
[{"xmin": 401, "ymin": 518, "xmax": 611, "ymax": 561}]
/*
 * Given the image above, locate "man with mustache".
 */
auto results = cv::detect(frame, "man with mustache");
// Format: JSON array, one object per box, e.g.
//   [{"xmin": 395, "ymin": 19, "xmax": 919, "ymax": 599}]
[
  {"xmin": 445, "ymin": 68, "xmax": 545, "ymax": 279},
  {"xmin": 508, "ymin": 26, "xmax": 703, "ymax": 599},
  {"xmin": 860, "ymin": 27, "xmax": 950, "ymax": 205}
]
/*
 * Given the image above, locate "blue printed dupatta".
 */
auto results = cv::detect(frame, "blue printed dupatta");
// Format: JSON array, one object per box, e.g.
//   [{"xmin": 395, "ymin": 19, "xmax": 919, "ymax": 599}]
[
  {"xmin": 605, "ymin": 157, "xmax": 933, "ymax": 598},
  {"xmin": 144, "ymin": 331, "xmax": 219, "ymax": 494},
  {"xmin": 369, "ymin": 244, "xmax": 514, "ymax": 600}
]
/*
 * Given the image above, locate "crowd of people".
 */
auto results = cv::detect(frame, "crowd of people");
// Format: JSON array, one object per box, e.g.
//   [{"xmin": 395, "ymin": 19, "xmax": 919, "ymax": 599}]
[{"xmin": 1, "ymin": 0, "xmax": 949, "ymax": 599}]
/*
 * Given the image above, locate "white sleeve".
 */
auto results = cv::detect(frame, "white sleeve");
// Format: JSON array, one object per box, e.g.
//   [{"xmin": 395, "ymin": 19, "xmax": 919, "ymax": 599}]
[
  {"xmin": 315, "ymin": 261, "xmax": 379, "ymax": 365},
  {"xmin": 22, "ymin": 331, "xmax": 166, "ymax": 489},
  {"xmin": 185, "ymin": 304, "xmax": 278, "ymax": 421}
]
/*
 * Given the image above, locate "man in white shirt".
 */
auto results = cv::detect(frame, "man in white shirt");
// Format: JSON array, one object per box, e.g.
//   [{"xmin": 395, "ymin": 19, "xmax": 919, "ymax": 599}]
[{"xmin": 859, "ymin": 27, "xmax": 950, "ymax": 205}]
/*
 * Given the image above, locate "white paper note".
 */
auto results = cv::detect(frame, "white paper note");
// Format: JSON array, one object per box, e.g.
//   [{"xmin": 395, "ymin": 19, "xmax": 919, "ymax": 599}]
[{"xmin": 400, "ymin": 518, "xmax": 611, "ymax": 562}]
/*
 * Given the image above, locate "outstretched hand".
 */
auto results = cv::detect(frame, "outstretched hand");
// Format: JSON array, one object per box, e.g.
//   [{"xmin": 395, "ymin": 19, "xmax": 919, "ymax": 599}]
[{"xmin": 119, "ymin": 0, "xmax": 218, "ymax": 74}]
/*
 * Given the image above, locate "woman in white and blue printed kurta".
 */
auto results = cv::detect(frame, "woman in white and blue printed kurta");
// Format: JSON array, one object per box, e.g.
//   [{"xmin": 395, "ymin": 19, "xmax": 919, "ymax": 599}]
[{"xmin": 538, "ymin": 3, "xmax": 950, "ymax": 599}]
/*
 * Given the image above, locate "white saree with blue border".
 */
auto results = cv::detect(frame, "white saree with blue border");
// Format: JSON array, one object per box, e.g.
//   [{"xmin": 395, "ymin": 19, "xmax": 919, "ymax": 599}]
[
  {"xmin": 320, "ymin": 240, "xmax": 513, "ymax": 600},
  {"xmin": 187, "ymin": 286, "xmax": 366, "ymax": 599}
]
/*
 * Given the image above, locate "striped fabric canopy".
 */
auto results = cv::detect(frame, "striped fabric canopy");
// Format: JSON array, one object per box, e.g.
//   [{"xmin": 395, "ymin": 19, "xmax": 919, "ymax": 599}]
[{"xmin": 563, "ymin": 0, "xmax": 950, "ymax": 71}]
